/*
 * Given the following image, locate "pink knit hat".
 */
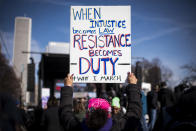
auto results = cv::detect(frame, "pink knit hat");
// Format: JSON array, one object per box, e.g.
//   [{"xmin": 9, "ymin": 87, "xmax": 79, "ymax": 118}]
[{"xmin": 88, "ymin": 98, "xmax": 111, "ymax": 118}]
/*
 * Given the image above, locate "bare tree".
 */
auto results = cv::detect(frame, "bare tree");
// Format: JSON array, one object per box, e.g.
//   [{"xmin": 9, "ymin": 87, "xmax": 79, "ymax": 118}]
[
  {"xmin": 161, "ymin": 66, "xmax": 173, "ymax": 82},
  {"xmin": 135, "ymin": 58, "xmax": 173, "ymax": 88},
  {"xmin": 181, "ymin": 63, "xmax": 196, "ymax": 84},
  {"xmin": 146, "ymin": 64, "xmax": 161, "ymax": 88}
]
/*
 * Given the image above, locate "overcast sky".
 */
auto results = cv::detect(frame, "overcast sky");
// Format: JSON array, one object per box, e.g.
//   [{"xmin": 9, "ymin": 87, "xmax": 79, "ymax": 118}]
[{"xmin": 0, "ymin": 0, "xmax": 196, "ymax": 86}]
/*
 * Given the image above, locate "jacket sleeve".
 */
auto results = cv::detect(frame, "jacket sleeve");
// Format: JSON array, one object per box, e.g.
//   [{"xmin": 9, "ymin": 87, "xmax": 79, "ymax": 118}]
[
  {"xmin": 60, "ymin": 86, "xmax": 73, "ymax": 111},
  {"xmin": 59, "ymin": 86, "xmax": 81, "ymax": 131},
  {"xmin": 125, "ymin": 84, "xmax": 142, "ymax": 119}
]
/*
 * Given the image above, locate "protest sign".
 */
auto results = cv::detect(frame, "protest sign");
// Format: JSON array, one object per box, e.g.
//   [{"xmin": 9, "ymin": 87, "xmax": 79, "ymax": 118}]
[{"xmin": 70, "ymin": 6, "xmax": 131, "ymax": 83}]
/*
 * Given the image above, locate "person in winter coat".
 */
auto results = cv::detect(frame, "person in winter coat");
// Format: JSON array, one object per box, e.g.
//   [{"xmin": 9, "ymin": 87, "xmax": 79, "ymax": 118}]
[
  {"xmin": 158, "ymin": 82, "xmax": 175, "ymax": 109},
  {"xmin": 140, "ymin": 90, "xmax": 148, "ymax": 131},
  {"xmin": 41, "ymin": 96, "xmax": 63, "ymax": 131},
  {"xmin": 111, "ymin": 97, "xmax": 124, "ymax": 123},
  {"xmin": 147, "ymin": 85, "xmax": 159, "ymax": 131},
  {"xmin": 153, "ymin": 85, "xmax": 196, "ymax": 131},
  {"xmin": 59, "ymin": 73, "xmax": 142, "ymax": 131},
  {"xmin": 73, "ymin": 98, "xmax": 86, "ymax": 122},
  {"xmin": 0, "ymin": 48, "xmax": 25, "ymax": 131}
]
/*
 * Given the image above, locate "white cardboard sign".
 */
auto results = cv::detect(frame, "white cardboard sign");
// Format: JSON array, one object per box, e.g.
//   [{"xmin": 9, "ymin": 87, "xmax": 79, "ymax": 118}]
[{"xmin": 70, "ymin": 6, "xmax": 131, "ymax": 83}]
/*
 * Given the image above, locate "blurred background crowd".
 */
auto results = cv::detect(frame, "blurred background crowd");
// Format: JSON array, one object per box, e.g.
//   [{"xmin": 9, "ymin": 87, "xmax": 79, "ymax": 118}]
[{"xmin": 1, "ymin": 46, "xmax": 196, "ymax": 131}]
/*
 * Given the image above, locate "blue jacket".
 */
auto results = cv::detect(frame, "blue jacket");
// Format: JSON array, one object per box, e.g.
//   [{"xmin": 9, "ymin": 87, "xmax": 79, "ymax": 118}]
[{"xmin": 141, "ymin": 91, "xmax": 147, "ymax": 116}]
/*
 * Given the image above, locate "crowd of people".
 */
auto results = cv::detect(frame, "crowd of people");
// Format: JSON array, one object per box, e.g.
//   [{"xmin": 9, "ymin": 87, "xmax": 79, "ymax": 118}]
[{"xmin": 1, "ymin": 49, "xmax": 196, "ymax": 131}]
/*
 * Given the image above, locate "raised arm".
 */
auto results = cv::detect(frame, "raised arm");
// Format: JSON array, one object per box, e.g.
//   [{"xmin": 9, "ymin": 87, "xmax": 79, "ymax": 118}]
[
  {"xmin": 126, "ymin": 73, "xmax": 142, "ymax": 119},
  {"xmin": 59, "ymin": 74, "xmax": 81, "ymax": 131},
  {"xmin": 60, "ymin": 74, "xmax": 73, "ymax": 110}
]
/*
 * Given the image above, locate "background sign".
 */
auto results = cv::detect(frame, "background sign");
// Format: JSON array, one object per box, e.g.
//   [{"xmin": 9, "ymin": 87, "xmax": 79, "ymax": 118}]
[{"xmin": 70, "ymin": 6, "xmax": 131, "ymax": 83}]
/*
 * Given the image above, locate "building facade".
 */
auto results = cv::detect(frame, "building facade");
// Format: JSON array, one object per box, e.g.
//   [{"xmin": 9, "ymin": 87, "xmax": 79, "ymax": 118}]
[{"xmin": 13, "ymin": 17, "xmax": 32, "ymax": 104}]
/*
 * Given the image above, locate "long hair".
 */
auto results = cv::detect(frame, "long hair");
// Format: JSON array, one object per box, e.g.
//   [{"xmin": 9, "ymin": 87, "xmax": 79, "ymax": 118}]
[
  {"xmin": 47, "ymin": 96, "xmax": 58, "ymax": 108},
  {"xmin": 0, "ymin": 51, "xmax": 21, "ymax": 99},
  {"xmin": 86, "ymin": 108, "xmax": 108, "ymax": 130},
  {"xmin": 73, "ymin": 100, "xmax": 86, "ymax": 113}
]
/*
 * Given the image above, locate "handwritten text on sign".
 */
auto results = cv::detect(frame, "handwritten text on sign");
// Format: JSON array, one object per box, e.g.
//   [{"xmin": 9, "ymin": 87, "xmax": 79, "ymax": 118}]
[{"xmin": 70, "ymin": 6, "xmax": 131, "ymax": 83}]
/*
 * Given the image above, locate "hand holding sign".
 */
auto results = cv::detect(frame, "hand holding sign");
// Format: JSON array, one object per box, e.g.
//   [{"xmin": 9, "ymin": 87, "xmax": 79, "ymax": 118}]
[
  {"xmin": 64, "ymin": 74, "xmax": 74, "ymax": 87},
  {"xmin": 127, "ymin": 73, "xmax": 137, "ymax": 85}
]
